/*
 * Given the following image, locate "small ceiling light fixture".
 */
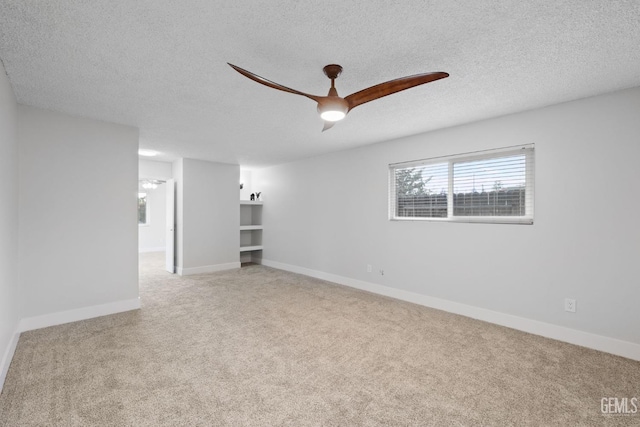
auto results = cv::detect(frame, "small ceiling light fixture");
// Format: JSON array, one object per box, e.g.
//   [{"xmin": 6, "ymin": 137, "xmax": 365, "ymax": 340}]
[
  {"xmin": 140, "ymin": 179, "xmax": 164, "ymax": 191},
  {"xmin": 138, "ymin": 149, "xmax": 158, "ymax": 157}
]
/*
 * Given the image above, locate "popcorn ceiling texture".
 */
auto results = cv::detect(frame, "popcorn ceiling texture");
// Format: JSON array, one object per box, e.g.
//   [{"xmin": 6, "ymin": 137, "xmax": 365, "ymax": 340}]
[{"xmin": 0, "ymin": 1, "xmax": 639, "ymax": 167}]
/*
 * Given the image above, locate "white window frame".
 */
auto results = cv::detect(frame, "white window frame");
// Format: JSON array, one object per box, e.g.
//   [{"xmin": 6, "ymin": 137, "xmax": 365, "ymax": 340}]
[{"xmin": 389, "ymin": 144, "xmax": 534, "ymax": 224}]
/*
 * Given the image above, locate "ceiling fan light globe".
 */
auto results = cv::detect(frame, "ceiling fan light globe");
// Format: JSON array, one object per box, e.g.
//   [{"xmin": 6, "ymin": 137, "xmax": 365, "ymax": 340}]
[
  {"xmin": 317, "ymin": 98, "xmax": 349, "ymax": 122},
  {"xmin": 138, "ymin": 149, "xmax": 158, "ymax": 157},
  {"xmin": 320, "ymin": 110, "xmax": 346, "ymax": 122}
]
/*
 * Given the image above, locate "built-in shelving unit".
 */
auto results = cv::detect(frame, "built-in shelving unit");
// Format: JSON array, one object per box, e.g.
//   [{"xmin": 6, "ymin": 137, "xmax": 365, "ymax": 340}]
[{"xmin": 240, "ymin": 200, "xmax": 263, "ymax": 263}]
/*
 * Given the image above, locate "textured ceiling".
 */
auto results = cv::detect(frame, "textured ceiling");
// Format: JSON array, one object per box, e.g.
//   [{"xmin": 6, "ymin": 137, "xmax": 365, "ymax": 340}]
[{"xmin": 1, "ymin": 1, "xmax": 639, "ymax": 168}]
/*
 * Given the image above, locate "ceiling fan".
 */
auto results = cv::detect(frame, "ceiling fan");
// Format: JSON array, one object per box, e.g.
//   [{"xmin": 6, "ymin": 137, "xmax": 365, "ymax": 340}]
[{"xmin": 228, "ymin": 63, "xmax": 449, "ymax": 131}]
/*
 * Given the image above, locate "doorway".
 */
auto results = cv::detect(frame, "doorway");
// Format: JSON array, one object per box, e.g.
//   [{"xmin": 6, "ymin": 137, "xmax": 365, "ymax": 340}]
[{"xmin": 138, "ymin": 179, "xmax": 175, "ymax": 273}]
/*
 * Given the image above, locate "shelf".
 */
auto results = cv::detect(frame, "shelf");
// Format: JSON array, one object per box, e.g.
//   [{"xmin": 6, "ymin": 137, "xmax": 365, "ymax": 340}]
[
  {"xmin": 240, "ymin": 225, "xmax": 263, "ymax": 231},
  {"xmin": 240, "ymin": 201, "xmax": 263, "ymax": 262}
]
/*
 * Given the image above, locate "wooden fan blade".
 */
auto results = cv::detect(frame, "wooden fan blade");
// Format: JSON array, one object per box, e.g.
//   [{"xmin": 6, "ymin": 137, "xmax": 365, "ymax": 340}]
[
  {"xmin": 228, "ymin": 63, "xmax": 323, "ymax": 103},
  {"xmin": 345, "ymin": 72, "xmax": 449, "ymax": 110},
  {"xmin": 322, "ymin": 121, "xmax": 336, "ymax": 132}
]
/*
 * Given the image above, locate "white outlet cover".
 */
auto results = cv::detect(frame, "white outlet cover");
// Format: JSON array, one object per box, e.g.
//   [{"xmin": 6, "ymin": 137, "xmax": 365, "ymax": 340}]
[{"xmin": 564, "ymin": 298, "xmax": 576, "ymax": 313}]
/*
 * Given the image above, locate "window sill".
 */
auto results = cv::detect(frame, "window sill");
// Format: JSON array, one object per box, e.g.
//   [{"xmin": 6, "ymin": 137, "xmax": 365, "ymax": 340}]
[{"xmin": 390, "ymin": 216, "xmax": 533, "ymax": 225}]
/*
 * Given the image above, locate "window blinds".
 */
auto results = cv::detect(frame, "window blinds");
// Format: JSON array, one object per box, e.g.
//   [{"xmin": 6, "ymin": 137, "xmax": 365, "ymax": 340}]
[{"xmin": 389, "ymin": 145, "xmax": 534, "ymax": 224}]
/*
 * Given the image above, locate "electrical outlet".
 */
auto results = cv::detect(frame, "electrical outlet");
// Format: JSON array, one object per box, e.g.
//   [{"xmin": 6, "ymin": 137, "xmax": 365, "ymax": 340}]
[
  {"xmin": 564, "ymin": 298, "xmax": 576, "ymax": 313},
  {"xmin": 366, "ymin": 264, "xmax": 372, "ymax": 273}
]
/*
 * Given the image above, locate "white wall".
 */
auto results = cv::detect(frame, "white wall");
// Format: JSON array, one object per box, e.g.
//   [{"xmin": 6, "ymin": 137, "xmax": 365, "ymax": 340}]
[
  {"xmin": 139, "ymin": 182, "xmax": 167, "ymax": 252},
  {"xmin": 19, "ymin": 106, "xmax": 139, "ymax": 318},
  {"xmin": 173, "ymin": 158, "xmax": 240, "ymax": 274},
  {"xmin": 254, "ymin": 87, "xmax": 640, "ymax": 354},
  {"xmin": 139, "ymin": 159, "xmax": 172, "ymax": 180},
  {"xmin": 240, "ymin": 168, "xmax": 252, "ymax": 200},
  {"xmin": 0, "ymin": 60, "xmax": 20, "ymax": 390}
]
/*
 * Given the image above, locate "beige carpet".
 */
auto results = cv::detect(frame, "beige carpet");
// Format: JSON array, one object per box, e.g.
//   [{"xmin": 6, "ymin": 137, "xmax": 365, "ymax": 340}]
[{"xmin": 1, "ymin": 252, "xmax": 639, "ymax": 426}]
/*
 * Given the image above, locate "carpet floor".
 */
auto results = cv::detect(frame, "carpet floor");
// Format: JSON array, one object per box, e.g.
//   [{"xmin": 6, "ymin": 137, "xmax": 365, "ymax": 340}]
[{"xmin": 1, "ymin": 252, "xmax": 639, "ymax": 426}]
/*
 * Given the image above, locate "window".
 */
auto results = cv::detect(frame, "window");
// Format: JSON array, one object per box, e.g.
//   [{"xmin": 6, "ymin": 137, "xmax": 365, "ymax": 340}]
[
  {"xmin": 138, "ymin": 192, "xmax": 148, "ymax": 225},
  {"xmin": 389, "ymin": 145, "xmax": 534, "ymax": 224}
]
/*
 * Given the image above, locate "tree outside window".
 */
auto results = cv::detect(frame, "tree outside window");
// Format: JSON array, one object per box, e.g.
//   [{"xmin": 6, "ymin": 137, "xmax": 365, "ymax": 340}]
[{"xmin": 138, "ymin": 193, "xmax": 148, "ymax": 225}]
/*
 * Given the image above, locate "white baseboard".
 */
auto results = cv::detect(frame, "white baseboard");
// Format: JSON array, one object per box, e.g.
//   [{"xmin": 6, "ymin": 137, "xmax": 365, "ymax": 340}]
[
  {"xmin": 18, "ymin": 297, "xmax": 141, "ymax": 333},
  {"xmin": 177, "ymin": 262, "xmax": 241, "ymax": 276},
  {"xmin": 0, "ymin": 327, "xmax": 20, "ymax": 394},
  {"xmin": 261, "ymin": 259, "xmax": 640, "ymax": 361},
  {"xmin": 138, "ymin": 247, "xmax": 165, "ymax": 253}
]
